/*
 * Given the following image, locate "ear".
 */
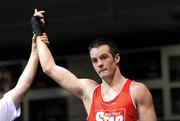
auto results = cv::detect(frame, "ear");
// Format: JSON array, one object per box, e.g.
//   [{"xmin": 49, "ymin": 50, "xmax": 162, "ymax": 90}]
[{"xmin": 115, "ymin": 53, "xmax": 120, "ymax": 64}]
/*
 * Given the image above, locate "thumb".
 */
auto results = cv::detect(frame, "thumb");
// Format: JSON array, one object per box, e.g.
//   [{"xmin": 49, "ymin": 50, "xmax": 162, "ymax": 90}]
[{"xmin": 34, "ymin": 9, "xmax": 38, "ymax": 13}]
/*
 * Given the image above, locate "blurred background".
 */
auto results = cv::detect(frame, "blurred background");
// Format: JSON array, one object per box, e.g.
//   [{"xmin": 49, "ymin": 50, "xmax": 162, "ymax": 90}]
[{"xmin": 1, "ymin": 0, "xmax": 180, "ymax": 121}]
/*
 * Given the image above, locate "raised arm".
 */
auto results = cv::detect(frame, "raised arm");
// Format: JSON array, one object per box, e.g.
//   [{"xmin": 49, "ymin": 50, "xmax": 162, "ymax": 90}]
[
  {"xmin": 131, "ymin": 82, "xmax": 157, "ymax": 121},
  {"xmin": 36, "ymin": 34, "xmax": 88, "ymax": 99},
  {"xmin": 5, "ymin": 35, "xmax": 39, "ymax": 108},
  {"xmin": 34, "ymin": 9, "xmax": 97, "ymax": 99}
]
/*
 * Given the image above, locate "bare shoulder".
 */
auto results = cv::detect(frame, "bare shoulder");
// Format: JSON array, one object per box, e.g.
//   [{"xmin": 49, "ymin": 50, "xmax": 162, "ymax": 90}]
[
  {"xmin": 79, "ymin": 78, "xmax": 99, "ymax": 93},
  {"xmin": 79, "ymin": 78, "xmax": 99, "ymax": 101},
  {"xmin": 130, "ymin": 81, "xmax": 157, "ymax": 120},
  {"xmin": 79, "ymin": 78, "xmax": 99, "ymax": 87},
  {"xmin": 130, "ymin": 81, "xmax": 153, "ymax": 103},
  {"xmin": 131, "ymin": 81, "xmax": 148, "ymax": 93}
]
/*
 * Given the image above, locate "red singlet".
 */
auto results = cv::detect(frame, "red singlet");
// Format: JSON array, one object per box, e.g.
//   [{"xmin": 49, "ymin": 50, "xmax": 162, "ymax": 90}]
[{"xmin": 87, "ymin": 79, "xmax": 138, "ymax": 121}]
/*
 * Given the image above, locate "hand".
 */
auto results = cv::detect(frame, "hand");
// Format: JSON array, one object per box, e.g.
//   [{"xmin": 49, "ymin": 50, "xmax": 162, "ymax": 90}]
[
  {"xmin": 32, "ymin": 33, "xmax": 49, "ymax": 51},
  {"xmin": 36, "ymin": 33, "xmax": 49, "ymax": 44},
  {"xmin": 32, "ymin": 34, "xmax": 37, "ymax": 51},
  {"xmin": 33, "ymin": 9, "xmax": 45, "ymax": 24},
  {"xmin": 31, "ymin": 9, "xmax": 46, "ymax": 36},
  {"xmin": 41, "ymin": 33, "xmax": 49, "ymax": 45}
]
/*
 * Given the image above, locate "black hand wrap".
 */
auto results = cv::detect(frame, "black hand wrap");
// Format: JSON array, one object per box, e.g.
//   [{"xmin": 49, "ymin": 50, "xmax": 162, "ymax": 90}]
[{"xmin": 31, "ymin": 16, "xmax": 45, "ymax": 36}]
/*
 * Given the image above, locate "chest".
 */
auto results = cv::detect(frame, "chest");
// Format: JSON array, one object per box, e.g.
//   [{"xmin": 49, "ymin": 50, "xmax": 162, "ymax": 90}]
[{"xmin": 95, "ymin": 89, "xmax": 133, "ymax": 110}]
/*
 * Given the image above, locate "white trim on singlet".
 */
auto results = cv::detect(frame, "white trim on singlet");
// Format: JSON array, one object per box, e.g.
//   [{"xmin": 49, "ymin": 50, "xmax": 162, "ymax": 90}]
[
  {"xmin": 130, "ymin": 80, "xmax": 137, "ymax": 109},
  {"xmin": 86, "ymin": 84, "xmax": 100, "ymax": 120},
  {"xmin": 101, "ymin": 79, "xmax": 128, "ymax": 102}
]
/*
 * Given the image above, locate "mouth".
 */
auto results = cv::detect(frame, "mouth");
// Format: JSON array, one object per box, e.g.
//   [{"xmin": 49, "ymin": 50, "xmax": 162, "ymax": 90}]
[{"xmin": 99, "ymin": 69, "xmax": 107, "ymax": 74}]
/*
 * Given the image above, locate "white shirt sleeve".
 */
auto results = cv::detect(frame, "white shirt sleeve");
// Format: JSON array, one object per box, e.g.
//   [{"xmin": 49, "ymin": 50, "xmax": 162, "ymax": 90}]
[{"xmin": 0, "ymin": 93, "xmax": 21, "ymax": 121}]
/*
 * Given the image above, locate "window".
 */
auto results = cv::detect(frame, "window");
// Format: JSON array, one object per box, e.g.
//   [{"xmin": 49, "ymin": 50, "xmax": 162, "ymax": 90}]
[
  {"xmin": 169, "ymin": 56, "xmax": 180, "ymax": 82},
  {"xmin": 29, "ymin": 97, "xmax": 68, "ymax": 121},
  {"xmin": 121, "ymin": 50, "xmax": 161, "ymax": 80}
]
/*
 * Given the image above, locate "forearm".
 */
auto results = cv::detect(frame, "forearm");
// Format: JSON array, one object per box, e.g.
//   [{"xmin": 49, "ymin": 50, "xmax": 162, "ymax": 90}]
[
  {"xmin": 9, "ymin": 51, "xmax": 39, "ymax": 107},
  {"xmin": 16, "ymin": 51, "xmax": 38, "ymax": 89},
  {"xmin": 36, "ymin": 36, "xmax": 56, "ymax": 73}
]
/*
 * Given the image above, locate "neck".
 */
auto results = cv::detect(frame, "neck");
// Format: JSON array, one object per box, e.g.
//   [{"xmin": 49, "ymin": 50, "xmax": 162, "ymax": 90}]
[
  {"xmin": 101, "ymin": 72, "xmax": 126, "ymax": 89},
  {"xmin": 102, "ymin": 67, "xmax": 124, "ymax": 86},
  {"xmin": 101, "ymin": 75, "xmax": 127, "ymax": 101}
]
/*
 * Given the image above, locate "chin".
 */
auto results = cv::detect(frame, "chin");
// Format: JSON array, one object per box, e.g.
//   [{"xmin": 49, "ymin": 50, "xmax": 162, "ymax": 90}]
[{"xmin": 100, "ymin": 74, "xmax": 109, "ymax": 80}]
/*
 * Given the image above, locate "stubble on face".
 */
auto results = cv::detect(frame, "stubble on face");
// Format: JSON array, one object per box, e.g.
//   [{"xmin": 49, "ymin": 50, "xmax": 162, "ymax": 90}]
[{"xmin": 90, "ymin": 45, "xmax": 116, "ymax": 80}]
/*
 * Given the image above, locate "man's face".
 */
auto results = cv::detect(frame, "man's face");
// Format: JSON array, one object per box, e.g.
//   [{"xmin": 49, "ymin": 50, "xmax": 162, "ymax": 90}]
[{"xmin": 90, "ymin": 45, "xmax": 118, "ymax": 79}]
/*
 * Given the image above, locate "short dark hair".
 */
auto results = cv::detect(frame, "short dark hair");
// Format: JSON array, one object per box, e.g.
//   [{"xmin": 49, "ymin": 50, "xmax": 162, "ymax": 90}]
[{"xmin": 88, "ymin": 37, "xmax": 119, "ymax": 57}]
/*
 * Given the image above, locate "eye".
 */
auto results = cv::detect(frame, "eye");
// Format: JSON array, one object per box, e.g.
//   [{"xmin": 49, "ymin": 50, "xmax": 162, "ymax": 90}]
[
  {"xmin": 100, "ymin": 54, "xmax": 109, "ymax": 60},
  {"xmin": 91, "ymin": 58, "xmax": 98, "ymax": 63}
]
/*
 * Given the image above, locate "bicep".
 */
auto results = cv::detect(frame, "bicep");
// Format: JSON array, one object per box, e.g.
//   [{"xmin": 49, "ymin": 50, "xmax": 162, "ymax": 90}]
[
  {"xmin": 46, "ymin": 65, "xmax": 90, "ymax": 98},
  {"xmin": 132, "ymin": 83, "xmax": 157, "ymax": 121},
  {"xmin": 138, "ymin": 91, "xmax": 156, "ymax": 121}
]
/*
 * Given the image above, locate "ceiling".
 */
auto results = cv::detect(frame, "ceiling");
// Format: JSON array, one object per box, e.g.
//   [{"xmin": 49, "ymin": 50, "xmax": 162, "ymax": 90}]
[{"xmin": 1, "ymin": 0, "xmax": 180, "ymax": 60}]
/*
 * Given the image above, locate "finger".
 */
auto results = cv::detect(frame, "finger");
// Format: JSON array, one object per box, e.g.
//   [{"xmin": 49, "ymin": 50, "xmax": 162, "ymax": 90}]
[
  {"xmin": 41, "ymin": 36, "xmax": 48, "ymax": 41},
  {"xmin": 32, "ymin": 37, "xmax": 36, "ymax": 44},
  {"xmin": 42, "ymin": 33, "xmax": 47, "ymax": 36},
  {"xmin": 38, "ymin": 10, "xmax": 45, "ymax": 13},
  {"xmin": 41, "ymin": 34, "xmax": 47, "ymax": 39},
  {"xmin": 33, "ymin": 10, "xmax": 45, "ymax": 17},
  {"xmin": 42, "ymin": 33, "xmax": 47, "ymax": 37},
  {"xmin": 41, "ymin": 38, "xmax": 48, "ymax": 41},
  {"xmin": 40, "ymin": 19, "xmax": 45, "ymax": 24},
  {"xmin": 33, "ymin": 34, "xmax": 37, "ymax": 37},
  {"xmin": 32, "ymin": 35, "xmax": 37, "ymax": 39},
  {"xmin": 35, "ymin": 9, "xmax": 38, "ymax": 13},
  {"xmin": 41, "ymin": 38, "xmax": 49, "ymax": 43},
  {"xmin": 34, "ymin": 13, "xmax": 44, "ymax": 18},
  {"xmin": 44, "ymin": 40, "xmax": 50, "ymax": 45}
]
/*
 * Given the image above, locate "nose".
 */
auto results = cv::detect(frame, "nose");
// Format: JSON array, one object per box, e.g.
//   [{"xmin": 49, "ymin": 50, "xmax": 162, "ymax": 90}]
[{"xmin": 97, "ymin": 60, "xmax": 103, "ymax": 68}]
